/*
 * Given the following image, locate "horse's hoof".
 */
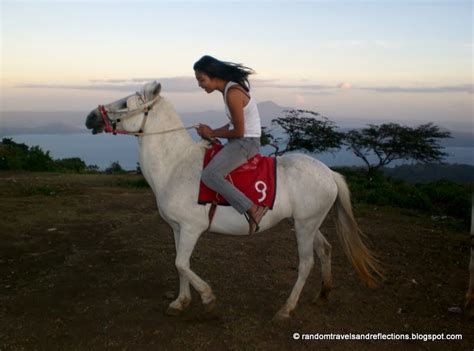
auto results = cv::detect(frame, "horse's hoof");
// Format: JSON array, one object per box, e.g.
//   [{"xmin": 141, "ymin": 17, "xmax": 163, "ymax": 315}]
[
  {"xmin": 272, "ymin": 311, "xmax": 290, "ymax": 323},
  {"xmin": 464, "ymin": 299, "xmax": 474, "ymax": 319},
  {"xmin": 313, "ymin": 291, "xmax": 330, "ymax": 305},
  {"xmin": 165, "ymin": 306, "xmax": 183, "ymax": 316},
  {"xmin": 204, "ymin": 300, "xmax": 217, "ymax": 314}
]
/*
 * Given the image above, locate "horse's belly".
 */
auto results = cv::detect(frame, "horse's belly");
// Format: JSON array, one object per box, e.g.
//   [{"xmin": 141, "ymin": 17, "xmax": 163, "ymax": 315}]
[
  {"xmin": 208, "ymin": 206, "xmax": 250, "ymax": 235},
  {"xmin": 208, "ymin": 180, "xmax": 292, "ymax": 235}
]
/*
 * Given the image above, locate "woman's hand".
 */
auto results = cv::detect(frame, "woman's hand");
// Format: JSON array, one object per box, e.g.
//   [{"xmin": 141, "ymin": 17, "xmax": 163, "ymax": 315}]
[{"xmin": 197, "ymin": 124, "xmax": 214, "ymax": 139}]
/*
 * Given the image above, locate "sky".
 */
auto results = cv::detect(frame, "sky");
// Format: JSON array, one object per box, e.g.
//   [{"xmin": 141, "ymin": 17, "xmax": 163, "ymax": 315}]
[{"xmin": 1, "ymin": 0, "xmax": 472, "ymax": 128}]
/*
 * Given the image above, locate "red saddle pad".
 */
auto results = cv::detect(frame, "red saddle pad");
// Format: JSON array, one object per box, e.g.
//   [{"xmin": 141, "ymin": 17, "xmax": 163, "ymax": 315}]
[{"xmin": 198, "ymin": 142, "xmax": 277, "ymax": 209}]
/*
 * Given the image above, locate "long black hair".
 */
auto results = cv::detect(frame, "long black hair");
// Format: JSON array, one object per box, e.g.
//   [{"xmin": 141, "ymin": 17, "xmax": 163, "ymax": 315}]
[{"xmin": 193, "ymin": 55, "xmax": 255, "ymax": 92}]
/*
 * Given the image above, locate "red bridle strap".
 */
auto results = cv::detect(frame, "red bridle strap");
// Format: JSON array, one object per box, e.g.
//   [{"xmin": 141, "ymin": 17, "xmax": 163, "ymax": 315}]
[{"xmin": 98, "ymin": 105, "xmax": 128, "ymax": 135}]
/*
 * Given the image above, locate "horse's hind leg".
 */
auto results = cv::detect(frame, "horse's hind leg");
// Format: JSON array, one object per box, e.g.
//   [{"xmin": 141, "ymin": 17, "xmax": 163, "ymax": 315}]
[
  {"xmin": 274, "ymin": 218, "xmax": 316, "ymax": 321},
  {"xmin": 313, "ymin": 229, "xmax": 332, "ymax": 304}
]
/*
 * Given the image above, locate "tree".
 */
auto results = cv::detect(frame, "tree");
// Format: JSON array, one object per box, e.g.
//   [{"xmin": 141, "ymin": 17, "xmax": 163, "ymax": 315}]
[
  {"xmin": 260, "ymin": 126, "xmax": 280, "ymax": 155},
  {"xmin": 105, "ymin": 161, "xmax": 126, "ymax": 174},
  {"xmin": 23, "ymin": 145, "xmax": 56, "ymax": 171},
  {"xmin": 54, "ymin": 158, "xmax": 87, "ymax": 173},
  {"xmin": 268, "ymin": 109, "xmax": 343, "ymax": 156},
  {"xmin": 0, "ymin": 138, "xmax": 57, "ymax": 171},
  {"xmin": 344, "ymin": 123, "xmax": 451, "ymax": 175},
  {"xmin": 0, "ymin": 138, "xmax": 28, "ymax": 170},
  {"xmin": 0, "ymin": 138, "xmax": 98, "ymax": 173},
  {"xmin": 86, "ymin": 164, "xmax": 101, "ymax": 173}
]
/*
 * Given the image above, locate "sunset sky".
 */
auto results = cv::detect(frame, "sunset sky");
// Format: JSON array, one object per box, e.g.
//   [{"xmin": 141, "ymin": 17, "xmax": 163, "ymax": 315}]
[{"xmin": 1, "ymin": 0, "xmax": 472, "ymax": 127}]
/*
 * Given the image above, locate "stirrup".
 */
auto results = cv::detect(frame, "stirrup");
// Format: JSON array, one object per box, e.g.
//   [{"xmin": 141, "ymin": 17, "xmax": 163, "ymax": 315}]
[
  {"xmin": 244, "ymin": 206, "xmax": 269, "ymax": 235},
  {"xmin": 244, "ymin": 212, "xmax": 260, "ymax": 235}
]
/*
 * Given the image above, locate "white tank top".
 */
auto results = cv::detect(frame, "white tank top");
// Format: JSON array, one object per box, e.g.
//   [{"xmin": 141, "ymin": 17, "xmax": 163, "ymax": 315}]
[{"xmin": 224, "ymin": 81, "xmax": 261, "ymax": 138}]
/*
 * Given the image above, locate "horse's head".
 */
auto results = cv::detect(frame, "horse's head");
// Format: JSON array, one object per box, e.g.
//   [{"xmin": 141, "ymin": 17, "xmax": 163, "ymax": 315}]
[{"xmin": 85, "ymin": 81, "xmax": 162, "ymax": 135}]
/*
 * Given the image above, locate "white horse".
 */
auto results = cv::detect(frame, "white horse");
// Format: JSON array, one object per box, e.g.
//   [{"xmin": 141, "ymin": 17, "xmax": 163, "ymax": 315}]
[{"xmin": 86, "ymin": 81, "xmax": 383, "ymax": 320}]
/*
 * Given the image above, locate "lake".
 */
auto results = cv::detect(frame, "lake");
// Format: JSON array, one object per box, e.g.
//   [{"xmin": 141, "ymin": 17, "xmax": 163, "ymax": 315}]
[{"xmin": 3, "ymin": 133, "xmax": 474, "ymax": 170}]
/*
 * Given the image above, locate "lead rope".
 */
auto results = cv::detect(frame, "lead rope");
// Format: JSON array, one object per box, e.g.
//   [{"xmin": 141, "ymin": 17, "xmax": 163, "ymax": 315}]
[
  {"xmin": 131, "ymin": 124, "xmax": 200, "ymax": 137},
  {"xmin": 130, "ymin": 92, "xmax": 199, "ymax": 136}
]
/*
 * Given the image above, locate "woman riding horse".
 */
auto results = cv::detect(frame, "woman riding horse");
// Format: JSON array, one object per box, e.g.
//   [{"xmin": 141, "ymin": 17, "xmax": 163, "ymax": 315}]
[{"xmin": 194, "ymin": 55, "xmax": 268, "ymax": 235}]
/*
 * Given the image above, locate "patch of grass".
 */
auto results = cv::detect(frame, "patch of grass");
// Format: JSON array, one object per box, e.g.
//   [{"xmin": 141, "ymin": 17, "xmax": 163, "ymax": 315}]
[
  {"xmin": 354, "ymin": 203, "xmax": 468, "ymax": 232},
  {"xmin": 18, "ymin": 184, "xmax": 62, "ymax": 197},
  {"xmin": 116, "ymin": 177, "xmax": 150, "ymax": 189}
]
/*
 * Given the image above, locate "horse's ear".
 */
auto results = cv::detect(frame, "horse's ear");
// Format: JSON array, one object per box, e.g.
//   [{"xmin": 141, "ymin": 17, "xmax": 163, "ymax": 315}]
[{"xmin": 152, "ymin": 81, "xmax": 161, "ymax": 97}]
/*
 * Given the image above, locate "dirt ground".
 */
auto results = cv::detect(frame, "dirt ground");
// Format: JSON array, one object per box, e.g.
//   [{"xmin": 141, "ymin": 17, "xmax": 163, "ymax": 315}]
[{"xmin": 0, "ymin": 172, "xmax": 472, "ymax": 350}]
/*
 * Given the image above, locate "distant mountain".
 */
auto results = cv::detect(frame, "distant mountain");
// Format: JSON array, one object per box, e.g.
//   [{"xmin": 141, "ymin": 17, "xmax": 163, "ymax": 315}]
[
  {"xmin": 257, "ymin": 101, "xmax": 290, "ymax": 125},
  {"xmin": 1, "ymin": 122, "xmax": 85, "ymax": 136},
  {"xmin": 383, "ymin": 163, "xmax": 474, "ymax": 184},
  {"xmin": 0, "ymin": 111, "xmax": 87, "ymax": 136},
  {"xmin": 440, "ymin": 131, "xmax": 474, "ymax": 147}
]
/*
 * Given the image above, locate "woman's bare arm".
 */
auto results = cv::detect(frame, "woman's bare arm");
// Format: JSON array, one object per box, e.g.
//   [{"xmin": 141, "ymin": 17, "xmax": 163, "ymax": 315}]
[{"xmin": 197, "ymin": 89, "xmax": 247, "ymax": 139}]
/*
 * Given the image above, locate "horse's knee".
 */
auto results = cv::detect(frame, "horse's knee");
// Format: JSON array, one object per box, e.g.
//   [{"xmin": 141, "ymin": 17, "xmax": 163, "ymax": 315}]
[
  {"xmin": 299, "ymin": 256, "xmax": 314, "ymax": 272},
  {"xmin": 175, "ymin": 260, "xmax": 189, "ymax": 274}
]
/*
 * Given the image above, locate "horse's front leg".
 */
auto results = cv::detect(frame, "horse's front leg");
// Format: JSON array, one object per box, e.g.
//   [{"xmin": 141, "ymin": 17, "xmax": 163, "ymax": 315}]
[
  {"xmin": 174, "ymin": 225, "xmax": 216, "ymax": 313},
  {"xmin": 166, "ymin": 227, "xmax": 192, "ymax": 315}
]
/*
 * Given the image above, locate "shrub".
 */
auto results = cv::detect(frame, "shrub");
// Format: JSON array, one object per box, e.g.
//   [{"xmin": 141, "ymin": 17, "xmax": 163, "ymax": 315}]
[
  {"xmin": 105, "ymin": 161, "xmax": 127, "ymax": 174},
  {"xmin": 54, "ymin": 157, "xmax": 87, "ymax": 173},
  {"xmin": 334, "ymin": 166, "xmax": 471, "ymax": 225}
]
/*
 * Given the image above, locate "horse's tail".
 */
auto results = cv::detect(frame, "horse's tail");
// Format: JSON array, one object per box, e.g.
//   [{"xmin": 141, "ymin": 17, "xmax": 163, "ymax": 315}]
[{"xmin": 331, "ymin": 171, "xmax": 384, "ymax": 288}]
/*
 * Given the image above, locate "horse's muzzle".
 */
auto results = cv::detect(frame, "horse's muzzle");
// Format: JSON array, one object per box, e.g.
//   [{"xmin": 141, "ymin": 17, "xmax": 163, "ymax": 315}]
[{"xmin": 85, "ymin": 109, "xmax": 105, "ymax": 134}]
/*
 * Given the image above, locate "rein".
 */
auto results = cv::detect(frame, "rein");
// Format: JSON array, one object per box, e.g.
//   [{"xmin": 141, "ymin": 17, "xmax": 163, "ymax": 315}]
[{"xmin": 98, "ymin": 93, "xmax": 198, "ymax": 137}]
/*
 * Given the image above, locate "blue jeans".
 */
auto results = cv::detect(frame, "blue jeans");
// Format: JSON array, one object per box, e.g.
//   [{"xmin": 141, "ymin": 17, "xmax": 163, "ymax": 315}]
[{"xmin": 201, "ymin": 137, "xmax": 260, "ymax": 214}]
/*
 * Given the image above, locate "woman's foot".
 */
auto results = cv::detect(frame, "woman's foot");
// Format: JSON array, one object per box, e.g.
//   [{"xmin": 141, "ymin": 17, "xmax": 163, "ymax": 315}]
[{"xmin": 246, "ymin": 205, "xmax": 269, "ymax": 235}]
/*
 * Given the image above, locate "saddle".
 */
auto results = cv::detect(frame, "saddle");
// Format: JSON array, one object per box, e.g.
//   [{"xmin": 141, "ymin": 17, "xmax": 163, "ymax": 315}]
[{"xmin": 198, "ymin": 141, "xmax": 277, "ymax": 209}]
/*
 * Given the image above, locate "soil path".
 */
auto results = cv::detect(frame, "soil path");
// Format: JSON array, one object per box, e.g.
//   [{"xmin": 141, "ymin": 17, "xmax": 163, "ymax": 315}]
[{"xmin": 0, "ymin": 173, "xmax": 472, "ymax": 350}]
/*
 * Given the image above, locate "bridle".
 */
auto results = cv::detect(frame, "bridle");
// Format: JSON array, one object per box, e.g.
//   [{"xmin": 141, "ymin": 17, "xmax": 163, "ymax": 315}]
[
  {"xmin": 98, "ymin": 92, "xmax": 198, "ymax": 137},
  {"xmin": 98, "ymin": 92, "xmax": 160, "ymax": 136}
]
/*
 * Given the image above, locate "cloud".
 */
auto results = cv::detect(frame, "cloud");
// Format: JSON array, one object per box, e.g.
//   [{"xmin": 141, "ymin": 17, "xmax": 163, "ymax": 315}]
[
  {"xmin": 17, "ymin": 83, "xmax": 136, "ymax": 91},
  {"xmin": 255, "ymin": 82, "xmax": 334, "ymax": 91},
  {"xmin": 15, "ymin": 77, "xmax": 280, "ymax": 93},
  {"xmin": 16, "ymin": 78, "xmax": 473, "ymax": 96},
  {"xmin": 360, "ymin": 84, "xmax": 473, "ymax": 94},
  {"xmin": 16, "ymin": 77, "xmax": 201, "ymax": 93},
  {"xmin": 299, "ymin": 91, "xmax": 336, "ymax": 96},
  {"xmin": 256, "ymin": 82, "xmax": 339, "ymax": 96},
  {"xmin": 338, "ymin": 82, "xmax": 352, "ymax": 90},
  {"xmin": 251, "ymin": 78, "xmax": 280, "ymax": 86},
  {"xmin": 15, "ymin": 77, "xmax": 334, "ymax": 94},
  {"xmin": 295, "ymin": 95, "xmax": 305, "ymax": 104}
]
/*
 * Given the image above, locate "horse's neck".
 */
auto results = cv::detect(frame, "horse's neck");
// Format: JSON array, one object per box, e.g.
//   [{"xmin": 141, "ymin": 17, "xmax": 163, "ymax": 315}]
[{"xmin": 138, "ymin": 98, "xmax": 201, "ymax": 190}]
